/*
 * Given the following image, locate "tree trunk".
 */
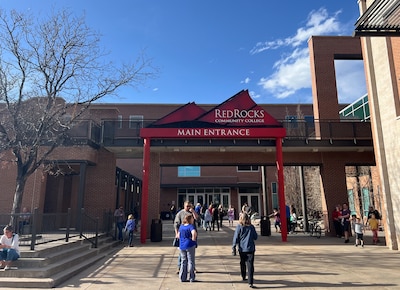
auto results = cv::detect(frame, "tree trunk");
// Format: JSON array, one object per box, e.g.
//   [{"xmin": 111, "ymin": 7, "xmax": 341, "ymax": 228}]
[{"xmin": 10, "ymin": 173, "xmax": 27, "ymax": 229}]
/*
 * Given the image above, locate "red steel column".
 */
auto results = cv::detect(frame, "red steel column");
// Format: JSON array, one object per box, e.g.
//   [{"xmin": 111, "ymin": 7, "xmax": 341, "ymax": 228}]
[
  {"xmin": 140, "ymin": 137, "xmax": 151, "ymax": 244},
  {"xmin": 276, "ymin": 137, "xmax": 287, "ymax": 242}
]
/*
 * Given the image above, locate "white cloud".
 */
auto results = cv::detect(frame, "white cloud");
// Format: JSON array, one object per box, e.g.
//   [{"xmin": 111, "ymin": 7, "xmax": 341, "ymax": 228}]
[
  {"xmin": 250, "ymin": 8, "xmax": 341, "ymax": 55},
  {"xmin": 258, "ymin": 48, "xmax": 310, "ymax": 99},
  {"xmin": 241, "ymin": 77, "xmax": 251, "ymax": 84},
  {"xmin": 249, "ymin": 90, "xmax": 260, "ymax": 99},
  {"xmin": 253, "ymin": 8, "xmax": 366, "ymax": 102}
]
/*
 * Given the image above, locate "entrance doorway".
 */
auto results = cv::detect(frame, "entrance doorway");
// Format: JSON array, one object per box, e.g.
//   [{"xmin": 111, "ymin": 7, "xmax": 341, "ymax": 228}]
[
  {"xmin": 239, "ymin": 194, "xmax": 260, "ymax": 214},
  {"xmin": 177, "ymin": 187, "xmax": 231, "ymax": 209}
]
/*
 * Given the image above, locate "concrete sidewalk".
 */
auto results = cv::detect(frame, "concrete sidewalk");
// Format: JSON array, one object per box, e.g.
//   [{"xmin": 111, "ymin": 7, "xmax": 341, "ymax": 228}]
[{"xmin": 10, "ymin": 220, "xmax": 400, "ymax": 289}]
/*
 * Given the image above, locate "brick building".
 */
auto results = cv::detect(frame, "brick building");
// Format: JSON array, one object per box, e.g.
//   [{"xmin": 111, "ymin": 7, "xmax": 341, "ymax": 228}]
[{"xmin": 0, "ymin": 29, "xmax": 384, "ymax": 243}]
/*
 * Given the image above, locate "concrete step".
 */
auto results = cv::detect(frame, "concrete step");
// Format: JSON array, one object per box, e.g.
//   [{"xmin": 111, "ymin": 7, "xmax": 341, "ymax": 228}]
[{"xmin": 0, "ymin": 235, "xmax": 121, "ymax": 288}]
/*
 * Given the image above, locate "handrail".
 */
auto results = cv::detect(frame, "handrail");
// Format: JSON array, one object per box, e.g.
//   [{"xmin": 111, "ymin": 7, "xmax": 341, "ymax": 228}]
[{"xmin": 0, "ymin": 207, "xmax": 101, "ymax": 250}]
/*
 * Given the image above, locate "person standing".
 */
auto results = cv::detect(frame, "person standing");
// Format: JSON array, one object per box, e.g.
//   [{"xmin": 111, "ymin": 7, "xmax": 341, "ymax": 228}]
[
  {"xmin": 332, "ymin": 204, "xmax": 342, "ymax": 238},
  {"xmin": 339, "ymin": 203, "xmax": 351, "ymax": 243},
  {"xmin": 269, "ymin": 208, "xmax": 281, "ymax": 233},
  {"xmin": 178, "ymin": 214, "xmax": 197, "ymax": 282},
  {"xmin": 232, "ymin": 212, "xmax": 258, "ymax": 288},
  {"xmin": 227, "ymin": 205, "xmax": 235, "ymax": 227},
  {"xmin": 203, "ymin": 206, "xmax": 212, "ymax": 231},
  {"xmin": 174, "ymin": 201, "xmax": 198, "ymax": 274},
  {"xmin": 0, "ymin": 226, "xmax": 20, "ymax": 270},
  {"xmin": 114, "ymin": 206, "xmax": 126, "ymax": 241},
  {"xmin": 218, "ymin": 204, "xmax": 225, "ymax": 228},
  {"xmin": 212, "ymin": 204, "xmax": 220, "ymax": 231},
  {"xmin": 368, "ymin": 213, "xmax": 380, "ymax": 244},
  {"xmin": 124, "ymin": 214, "xmax": 136, "ymax": 247}
]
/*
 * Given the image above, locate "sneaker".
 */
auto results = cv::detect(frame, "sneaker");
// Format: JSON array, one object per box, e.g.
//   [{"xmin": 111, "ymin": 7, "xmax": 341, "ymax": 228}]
[
  {"xmin": 4, "ymin": 266, "xmax": 11, "ymax": 270},
  {"xmin": 249, "ymin": 284, "xmax": 254, "ymax": 288},
  {"xmin": 354, "ymin": 244, "xmax": 358, "ymax": 247},
  {"xmin": 344, "ymin": 239, "xmax": 349, "ymax": 243}
]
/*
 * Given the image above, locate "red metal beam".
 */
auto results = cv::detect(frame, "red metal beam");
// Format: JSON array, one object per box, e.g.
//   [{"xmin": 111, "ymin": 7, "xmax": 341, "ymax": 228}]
[{"xmin": 276, "ymin": 137, "xmax": 287, "ymax": 242}]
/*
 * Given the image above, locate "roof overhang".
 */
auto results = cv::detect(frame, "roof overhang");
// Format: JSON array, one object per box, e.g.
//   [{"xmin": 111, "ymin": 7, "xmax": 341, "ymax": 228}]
[{"xmin": 354, "ymin": 0, "xmax": 400, "ymax": 36}]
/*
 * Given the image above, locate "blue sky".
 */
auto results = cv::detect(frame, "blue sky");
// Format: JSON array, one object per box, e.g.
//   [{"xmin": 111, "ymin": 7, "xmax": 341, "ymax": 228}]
[{"xmin": 1, "ymin": 1, "xmax": 366, "ymax": 105}]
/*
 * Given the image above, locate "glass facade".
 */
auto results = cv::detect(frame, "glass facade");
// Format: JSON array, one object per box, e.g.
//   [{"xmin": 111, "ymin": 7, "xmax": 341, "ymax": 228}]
[{"xmin": 339, "ymin": 94, "xmax": 370, "ymax": 121}]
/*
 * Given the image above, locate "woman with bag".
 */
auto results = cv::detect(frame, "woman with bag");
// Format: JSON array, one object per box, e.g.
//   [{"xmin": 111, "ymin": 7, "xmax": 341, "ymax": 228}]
[
  {"xmin": 232, "ymin": 212, "xmax": 258, "ymax": 288},
  {"xmin": 178, "ymin": 214, "xmax": 197, "ymax": 282}
]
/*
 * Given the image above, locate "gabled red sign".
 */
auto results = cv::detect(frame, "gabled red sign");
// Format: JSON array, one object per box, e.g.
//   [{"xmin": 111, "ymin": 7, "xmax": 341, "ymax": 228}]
[
  {"xmin": 196, "ymin": 90, "xmax": 281, "ymax": 127},
  {"xmin": 152, "ymin": 102, "xmax": 206, "ymax": 126},
  {"xmin": 141, "ymin": 90, "xmax": 286, "ymax": 138}
]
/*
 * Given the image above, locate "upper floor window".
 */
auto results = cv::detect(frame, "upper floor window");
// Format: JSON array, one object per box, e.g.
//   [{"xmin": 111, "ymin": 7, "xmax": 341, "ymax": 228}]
[
  {"xmin": 129, "ymin": 115, "xmax": 143, "ymax": 129},
  {"xmin": 237, "ymin": 165, "xmax": 259, "ymax": 172},
  {"xmin": 117, "ymin": 115, "xmax": 122, "ymax": 129},
  {"xmin": 178, "ymin": 166, "xmax": 201, "ymax": 177}
]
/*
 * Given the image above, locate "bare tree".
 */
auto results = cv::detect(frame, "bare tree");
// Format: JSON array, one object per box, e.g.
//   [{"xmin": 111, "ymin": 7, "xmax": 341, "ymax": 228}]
[{"xmin": 0, "ymin": 9, "xmax": 156, "ymax": 227}]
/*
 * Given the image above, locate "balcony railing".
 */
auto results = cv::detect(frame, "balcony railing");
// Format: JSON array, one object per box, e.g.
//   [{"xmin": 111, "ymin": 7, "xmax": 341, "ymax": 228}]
[{"xmin": 101, "ymin": 119, "xmax": 372, "ymax": 146}]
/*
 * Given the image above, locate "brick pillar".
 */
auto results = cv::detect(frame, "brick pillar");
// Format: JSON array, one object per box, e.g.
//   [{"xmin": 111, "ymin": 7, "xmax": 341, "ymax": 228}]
[
  {"xmin": 319, "ymin": 153, "xmax": 347, "ymax": 236},
  {"xmin": 308, "ymin": 36, "xmax": 362, "ymax": 137}
]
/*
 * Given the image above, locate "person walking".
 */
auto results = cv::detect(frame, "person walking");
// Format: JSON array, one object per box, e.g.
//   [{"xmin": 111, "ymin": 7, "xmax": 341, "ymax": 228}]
[
  {"xmin": 353, "ymin": 217, "xmax": 365, "ymax": 247},
  {"xmin": 178, "ymin": 214, "xmax": 197, "ymax": 282},
  {"xmin": 124, "ymin": 214, "xmax": 136, "ymax": 247},
  {"xmin": 114, "ymin": 206, "xmax": 126, "ymax": 241},
  {"xmin": 232, "ymin": 212, "xmax": 258, "ymax": 288},
  {"xmin": 368, "ymin": 213, "xmax": 380, "ymax": 244}
]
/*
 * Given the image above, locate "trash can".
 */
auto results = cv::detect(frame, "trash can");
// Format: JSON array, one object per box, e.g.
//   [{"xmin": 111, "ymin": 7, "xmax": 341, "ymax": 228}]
[
  {"xmin": 260, "ymin": 216, "xmax": 271, "ymax": 236},
  {"xmin": 151, "ymin": 219, "xmax": 162, "ymax": 242}
]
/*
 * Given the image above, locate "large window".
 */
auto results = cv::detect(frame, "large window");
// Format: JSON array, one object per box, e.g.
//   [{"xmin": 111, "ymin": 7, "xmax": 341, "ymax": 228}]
[{"xmin": 178, "ymin": 166, "xmax": 201, "ymax": 177}]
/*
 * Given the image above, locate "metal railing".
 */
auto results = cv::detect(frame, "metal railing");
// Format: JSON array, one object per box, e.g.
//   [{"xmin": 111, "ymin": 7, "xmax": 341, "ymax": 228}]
[
  {"xmin": 0, "ymin": 208, "xmax": 112, "ymax": 250},
  {"xmin": 100, "ymin": 119, "xmax": 372, "ymax": 145}
]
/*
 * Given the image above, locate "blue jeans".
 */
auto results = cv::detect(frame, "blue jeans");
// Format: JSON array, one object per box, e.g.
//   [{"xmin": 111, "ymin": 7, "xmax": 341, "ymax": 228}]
[
  {"xmin": 116, "ymin": 222, "xmax": 124, "ymax": 241},
  {"xmin": 0, "ymin": 248, "xmax": 19, "ymax": 262},
  {"xmin": 179, "ymin": 246, "xmax": 196, "ymax": 282},
  {"xmin": 127, "ymin": 230, "xmax": 134, "ymax": 246},
  {"xmin": 239, "ymin": 251, "xmax": 255, "ymax": 285}
]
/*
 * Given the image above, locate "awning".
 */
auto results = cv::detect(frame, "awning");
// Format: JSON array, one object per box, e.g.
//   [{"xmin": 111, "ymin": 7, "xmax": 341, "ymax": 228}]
[{"xmin": 354, "ymin": 0, "xmax": 400, "ymax": 36}]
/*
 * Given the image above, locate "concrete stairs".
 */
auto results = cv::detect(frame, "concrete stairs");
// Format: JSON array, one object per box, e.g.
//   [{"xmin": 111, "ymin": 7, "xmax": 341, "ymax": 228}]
[{"xmin": 0, "ymin": 234, "xmax": 122, "ymax": 288}]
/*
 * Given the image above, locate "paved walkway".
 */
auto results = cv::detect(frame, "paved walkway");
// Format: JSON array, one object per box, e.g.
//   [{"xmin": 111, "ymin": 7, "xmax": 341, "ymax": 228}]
[{"xmin": 8, "ymin": 220, "xmax": 400, "ymax": 289}]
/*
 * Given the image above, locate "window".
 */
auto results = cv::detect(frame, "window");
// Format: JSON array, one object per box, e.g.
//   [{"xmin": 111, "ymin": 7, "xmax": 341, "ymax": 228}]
[
  {"xmin": 237, "ymin": 165, "xmax": 259, "ymax": 172},
  {"xmin": 129, "ymin": 115, "xmax": 143, "ymax": 129},
  {"xmin": 178, "ymin": 166, "xmax": 201, "ymax": 177},
  {"xmin": 117, "ymin": 115, "xmax": 122, "ymax": 129},
  {"xmin": 271, "ymin": 182, "xmax": 278, "ymax": 209}
]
